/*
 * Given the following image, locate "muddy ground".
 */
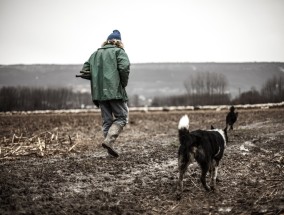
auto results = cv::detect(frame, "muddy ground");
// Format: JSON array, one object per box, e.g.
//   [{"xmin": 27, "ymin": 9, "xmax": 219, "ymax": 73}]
[{"xmin": 0, "ymin": 108, "xmax": 283, "ymax": 215}]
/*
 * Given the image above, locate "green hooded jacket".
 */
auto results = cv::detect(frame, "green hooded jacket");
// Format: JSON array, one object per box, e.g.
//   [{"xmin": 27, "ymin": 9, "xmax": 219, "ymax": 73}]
[{"xmin": 82, "ymin": 44, "xmax": 130, "ymax": 104}]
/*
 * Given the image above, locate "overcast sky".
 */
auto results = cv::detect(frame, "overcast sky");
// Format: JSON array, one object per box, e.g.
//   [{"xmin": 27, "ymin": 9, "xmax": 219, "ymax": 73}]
[{"xmin": 0, "ymin": 0, "xmax": 284, "ymax": 64}]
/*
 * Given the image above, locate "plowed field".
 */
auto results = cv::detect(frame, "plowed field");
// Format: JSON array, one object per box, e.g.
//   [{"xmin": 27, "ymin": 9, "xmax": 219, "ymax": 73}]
[{"xmin": 0, "ymin": 108, "xmax": 283, "ymax": 214}]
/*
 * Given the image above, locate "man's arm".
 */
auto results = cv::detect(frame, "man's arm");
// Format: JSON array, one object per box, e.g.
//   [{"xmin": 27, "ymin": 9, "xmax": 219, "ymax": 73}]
[{"xmin": 117, "ymin": 49, "xmax": 130, "ymax": 88}]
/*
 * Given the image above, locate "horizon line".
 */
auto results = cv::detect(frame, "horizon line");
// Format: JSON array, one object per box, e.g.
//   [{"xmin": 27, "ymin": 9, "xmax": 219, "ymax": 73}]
[{"xmin": 1, "ymin": 61, "xmax": 284, "ymax": 66}]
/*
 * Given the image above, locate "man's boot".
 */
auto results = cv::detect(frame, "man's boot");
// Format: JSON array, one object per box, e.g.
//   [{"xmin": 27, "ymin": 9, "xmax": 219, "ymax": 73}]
[{"xmin": 102, "ymin": 123, "xmax": 123, "ymax": 157}]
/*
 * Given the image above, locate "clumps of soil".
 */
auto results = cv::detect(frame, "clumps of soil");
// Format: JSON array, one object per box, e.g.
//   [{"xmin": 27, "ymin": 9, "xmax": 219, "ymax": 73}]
[{"xmin": 0, "ymin": 109, "xmax": 283, "ymax": 214}]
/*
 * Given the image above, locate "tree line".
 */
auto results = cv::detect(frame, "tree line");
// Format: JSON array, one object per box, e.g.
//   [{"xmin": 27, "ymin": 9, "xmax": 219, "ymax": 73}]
[
  {"xmin": 152, "ymin": 72, "xmax": 230, "ymax": 106},
  {"xmin": 152, "ymin": 73, "xmax": 284, "ymax": 107},
  {"xmin": 0, "ymin": 73, "xmax": 283, "ymax": 111},
  {"xmin": 0, "ymin": 87, "xmax": 93, "ymax": 111},
  {"xmin": 232, "ymin": 75, "xmax": 284, "ymax": 104}
]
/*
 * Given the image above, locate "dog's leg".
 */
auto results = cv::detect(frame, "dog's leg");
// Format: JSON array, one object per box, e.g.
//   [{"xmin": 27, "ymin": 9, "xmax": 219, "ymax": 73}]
[
  {"xmin": 210, "ymin": 160, "xmax": 218, "ymax": 190},
  {"xmin": 200, "ymin": 163, "xmax": 211, "ymax": 191},
  {"xmin": 176, "ymin": 153, "xmax": 192, "ymax": 199},
  {"xmin": 215, "ymin": 160, "xmax": 221, "ymax": 182},
  {"xmin": 177, "ymin": 157, "xmax": 188, "ymax": 197}
]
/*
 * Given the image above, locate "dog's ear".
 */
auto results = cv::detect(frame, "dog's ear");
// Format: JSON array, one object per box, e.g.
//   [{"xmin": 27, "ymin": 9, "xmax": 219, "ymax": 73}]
[{"xmin": 211, "ymin": 125, "xmax": 215, "ymax": 130}]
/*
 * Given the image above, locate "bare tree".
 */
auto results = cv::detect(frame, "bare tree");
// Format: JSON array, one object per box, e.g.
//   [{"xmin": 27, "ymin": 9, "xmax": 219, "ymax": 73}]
[
  {"xmin": 261, "ymin": 75, "xmax": 284, "ymax": 103},
  {"xmin": 184, "ymin": 72, "xmax": 228, "ymax": 95}
]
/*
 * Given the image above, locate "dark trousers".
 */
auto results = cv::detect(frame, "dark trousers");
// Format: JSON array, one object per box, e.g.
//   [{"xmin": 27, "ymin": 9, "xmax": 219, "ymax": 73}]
[{"xmin": 99, "ymin": 100, "xmax": 128, "ymax": 137}]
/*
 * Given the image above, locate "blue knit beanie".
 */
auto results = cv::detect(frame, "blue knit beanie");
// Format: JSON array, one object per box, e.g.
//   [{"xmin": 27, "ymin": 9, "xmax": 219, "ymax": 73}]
[{"xmin": 107, "ymin": 30, "xmax": 121, "ymax": 41}]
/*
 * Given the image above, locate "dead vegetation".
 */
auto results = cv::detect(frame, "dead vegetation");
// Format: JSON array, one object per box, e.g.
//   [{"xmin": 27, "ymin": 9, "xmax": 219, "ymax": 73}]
[
  {"xmin": 1, "ymin": 131, "xmax": 80, "ymax": 158},
  {"xmin": 0, "ymin": 108, "xmax": 283, "ymax": 214}
]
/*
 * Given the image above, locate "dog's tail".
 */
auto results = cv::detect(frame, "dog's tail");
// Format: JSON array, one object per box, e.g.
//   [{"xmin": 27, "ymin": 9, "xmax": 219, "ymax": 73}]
[
  {"xmin": 178, "ymin": 115, "xmax": 191, "ymax": 164},
  {"xmin": 178, "ymin": 115, "xmax": 189, "ymax": 130},
  {"xmin": 178, "ymin": 115, "xmax": 190, "ymax": 144}
]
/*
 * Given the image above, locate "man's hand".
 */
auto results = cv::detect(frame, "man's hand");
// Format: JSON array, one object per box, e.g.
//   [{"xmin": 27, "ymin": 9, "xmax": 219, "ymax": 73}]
[{"xmin": 75, "ymin": 70, "xmax": 91, "ymax": 80}]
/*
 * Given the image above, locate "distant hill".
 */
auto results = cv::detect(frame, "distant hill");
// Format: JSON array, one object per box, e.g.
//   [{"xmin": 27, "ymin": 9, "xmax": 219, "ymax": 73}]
[{"xmin": 0, "ymin": 62, "xmax": 284, "ymax": 99}]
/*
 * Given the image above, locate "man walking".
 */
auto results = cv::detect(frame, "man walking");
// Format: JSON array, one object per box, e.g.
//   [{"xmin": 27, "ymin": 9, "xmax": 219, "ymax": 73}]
[{"xmin": 82, "ymin": 30, "xmax": 130, "ymax": 157}]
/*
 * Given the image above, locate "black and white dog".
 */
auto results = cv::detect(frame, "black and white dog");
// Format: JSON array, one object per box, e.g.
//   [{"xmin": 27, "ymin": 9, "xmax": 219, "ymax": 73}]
[{"xmin": 176, "ymin": 115, "xmax": 228, "ymax": 198}]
